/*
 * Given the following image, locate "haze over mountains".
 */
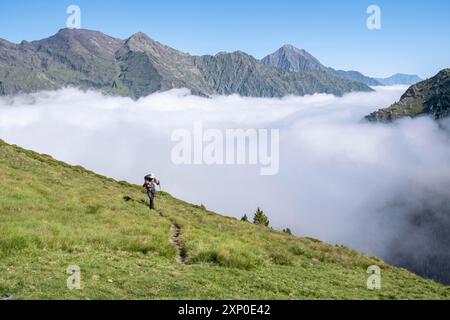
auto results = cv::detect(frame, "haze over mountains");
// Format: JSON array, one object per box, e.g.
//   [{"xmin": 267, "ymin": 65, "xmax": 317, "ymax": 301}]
[
  {"xmin": 375, "ymin": 74, "xmax": 423, "ymax": 86},
  {"xmin": 0, "ymin": 28, "xmax": 421, "ymax": 99}
]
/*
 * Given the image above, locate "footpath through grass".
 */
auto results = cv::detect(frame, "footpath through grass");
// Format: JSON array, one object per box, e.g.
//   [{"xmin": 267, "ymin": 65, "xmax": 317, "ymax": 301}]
[{"xmin": 0, "ymin": 139, "xmax": 449, "ymax": 299}]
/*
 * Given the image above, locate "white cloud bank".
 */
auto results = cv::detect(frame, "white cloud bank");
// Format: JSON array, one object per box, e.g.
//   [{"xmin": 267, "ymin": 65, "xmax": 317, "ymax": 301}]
[{"xmin": 1, "ymin": 86, "xmax": 449, "ymax": 283}]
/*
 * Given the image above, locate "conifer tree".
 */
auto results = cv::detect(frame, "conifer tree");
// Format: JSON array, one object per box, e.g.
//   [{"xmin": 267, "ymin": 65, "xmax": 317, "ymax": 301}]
[{"xmin": 253, "ymin": 207, "xmax": 269, "ymax": 227}]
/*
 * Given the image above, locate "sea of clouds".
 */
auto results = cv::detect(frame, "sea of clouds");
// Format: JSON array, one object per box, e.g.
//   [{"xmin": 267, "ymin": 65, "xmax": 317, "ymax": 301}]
[{"xmin": 1, "ymin": 86, "xmax": 449, "ymax": 283}]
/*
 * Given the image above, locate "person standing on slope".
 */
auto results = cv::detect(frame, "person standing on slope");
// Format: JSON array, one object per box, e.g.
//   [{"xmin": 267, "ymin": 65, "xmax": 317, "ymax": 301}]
[{"xmin": 143, "ymin": 173, "xmax": 160, "ymax": 210}]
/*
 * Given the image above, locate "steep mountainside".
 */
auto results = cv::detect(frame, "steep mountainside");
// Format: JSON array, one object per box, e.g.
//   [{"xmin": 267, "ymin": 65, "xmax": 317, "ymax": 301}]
[
  {"xmin": 194, "ymin": 51, "xmax": 370, "ymax": 97},
  {"xmin": 0, "ymin": 29, "xmax": 123, "ymax": 95},
  {"xmin": 375, "ymin": 74, "xmax": 422, "ymax": 86},
  {"xmin": 0, "ymin": 139, "xmax": 448, "ymax": 299},
  {"xmin": 115, "ymin": 32, "xmax": 211, "ymax": 97},
  {"xmin": 365, "ymin": 69, "xmax": 450, "ymax": 122},
  {"xmin": 0, "ymin": 29, "xmax": 372, "ymax": 99},
  {"xmin": 261, "ymin": 45, "xmax": 381, "ymax": 86}
]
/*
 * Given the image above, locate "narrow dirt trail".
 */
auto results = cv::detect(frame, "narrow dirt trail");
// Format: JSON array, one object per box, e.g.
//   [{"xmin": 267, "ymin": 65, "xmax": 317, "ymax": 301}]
[
  {"xmin": 171, "ymin": 223, "xmax": 187, "ymax": 264},
  {"xmin": 123, "ymin": 195, "xmax": 187, "ymax": 264},
  {"xmin": 153, "ymin": 208, "xmax": 187, "ymax": 264}
]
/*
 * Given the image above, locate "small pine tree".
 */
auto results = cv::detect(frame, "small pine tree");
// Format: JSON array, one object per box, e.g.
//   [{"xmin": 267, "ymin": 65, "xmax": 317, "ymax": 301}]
[
  {"xmin": 253, "ymin": 207, "xmax": 270, "ymax": 227},
  {"xmin": 241, "ymin": 214, "xmax": 249, "ymax": 222},
  {"xmin": 283, "ymin": 228, "xmax": 292, "ymax": 235}
]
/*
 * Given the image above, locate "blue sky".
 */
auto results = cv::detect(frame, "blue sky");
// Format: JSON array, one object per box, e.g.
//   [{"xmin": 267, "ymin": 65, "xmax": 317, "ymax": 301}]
[{"xmin": 0, "ymin": 0, "xmax": 449, "ymax": 78}]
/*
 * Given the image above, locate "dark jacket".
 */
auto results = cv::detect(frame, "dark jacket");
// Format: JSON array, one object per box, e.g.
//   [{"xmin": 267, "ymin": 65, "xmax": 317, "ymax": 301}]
[{"xmin": 143, "ymin": 179, "xmax": 159, "ymax": 196}]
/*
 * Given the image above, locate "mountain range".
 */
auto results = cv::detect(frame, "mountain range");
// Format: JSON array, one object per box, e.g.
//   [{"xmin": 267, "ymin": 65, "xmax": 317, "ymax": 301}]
[
  {"xmin": 0, "ymin": 29, "xmax": 371, "ymax": 99},
  {"xmin": 365, "ymin": 69, "xmax": 450, "ymax": 122},
  {"xmin": 261, "ymin": 44, "xmax": 381, "ymax": 86},
  {"xmin": 0, "ymin": 29, "xmax": 421, "ymax": 99},
  {"xmin": 261, "ymin": 44, "xmax": 422, "ymax": 87}
]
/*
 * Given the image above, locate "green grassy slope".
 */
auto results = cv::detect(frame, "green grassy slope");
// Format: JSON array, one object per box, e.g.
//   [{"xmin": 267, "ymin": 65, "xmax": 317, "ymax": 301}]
[{"xmin": 0, "ymin": 139, "xmax": 448, "ymax": 300}]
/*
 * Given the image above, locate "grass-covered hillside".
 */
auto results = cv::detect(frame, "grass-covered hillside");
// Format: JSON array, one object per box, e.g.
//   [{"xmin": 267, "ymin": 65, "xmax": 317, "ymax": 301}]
[
  {"xmin": 0, "ymin": 139, "xmax": 448, "ymax": 300},
  {"xmin": 365, "ymin": 68, "xmax": 450, "ymax": 122}
]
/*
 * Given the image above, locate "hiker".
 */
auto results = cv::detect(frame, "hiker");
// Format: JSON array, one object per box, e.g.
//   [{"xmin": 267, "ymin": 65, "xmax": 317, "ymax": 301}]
[{"xmin": 143, "ymin": 173, "xmax": 160, "ymax": 210}]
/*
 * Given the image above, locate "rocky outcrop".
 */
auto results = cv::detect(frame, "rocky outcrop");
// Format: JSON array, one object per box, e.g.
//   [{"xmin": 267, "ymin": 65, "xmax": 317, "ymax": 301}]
[{"xmin": 365, "ymin": 69, "xmax": 450, "ymax": 122}]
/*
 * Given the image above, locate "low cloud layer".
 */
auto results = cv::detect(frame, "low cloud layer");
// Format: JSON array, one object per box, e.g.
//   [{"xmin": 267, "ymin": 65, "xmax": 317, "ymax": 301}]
[{"xmin": 1, "ymin": 86, "xmax": 449, "ymax": 283}]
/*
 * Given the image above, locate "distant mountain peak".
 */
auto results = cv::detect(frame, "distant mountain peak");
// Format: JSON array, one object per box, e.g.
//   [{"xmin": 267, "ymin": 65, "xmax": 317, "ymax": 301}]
[
  {"xmin": 262, "ymin": 45, "xmax": 382, "ymax": 86},
  {"xmin": 231, "ymin": 50, "xmax": 254, "ymax": 58},
  {"xmin": 56, "ymin": 27, "xmax": 81, "ymax": 34},
  {"xmin": 261, "ymin": 45, "xmax": 324, "ymax": 73},
  {"xmin": 279, "ymin": 44, "xmax": 309, "ymax": 54},
  {"xmin": 34, "ymin": 28, "xmax": 123, "ymax": 47},
  {"xmin": 127, "ymin": 31, "xmax": 152, "ymax": 42},
  {"xmin": 53, "ymin": 28, "xmax": 113, "ymax": 39},
  {"xmin": 280, "ymin": 44, "xmax": 301, "ymax": 51},
  {"xmin": 46, "ymin": 28, "xmax": 86, "ymax": 42},
  {"xmin": 30, "ymin": 28, "xmax": 123, "ymax": 59},
  {"xmin": 122, "ymin": 31, "xmax": 166, "ymax": 55}
]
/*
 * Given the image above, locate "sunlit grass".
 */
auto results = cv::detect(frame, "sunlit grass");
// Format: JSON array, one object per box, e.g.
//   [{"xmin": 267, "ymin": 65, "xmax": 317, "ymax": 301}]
[{"xmin": 0, "ymin": 139, "xmax": 448, "ymax": 299}]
